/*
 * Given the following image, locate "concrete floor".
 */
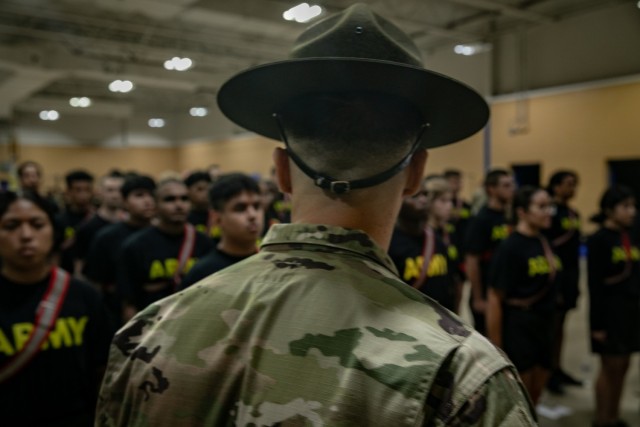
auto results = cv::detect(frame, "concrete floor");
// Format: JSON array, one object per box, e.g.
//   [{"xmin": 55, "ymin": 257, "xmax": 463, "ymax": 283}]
[{"xmin": 459, "ymin": 261, "xmax": 640, "ymax": 426}]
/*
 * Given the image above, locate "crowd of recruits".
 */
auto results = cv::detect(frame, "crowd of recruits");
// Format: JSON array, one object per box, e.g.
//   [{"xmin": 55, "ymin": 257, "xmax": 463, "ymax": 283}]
[
  {"xmin": 0, "ymin": 161, "xmax": 278, "ymax": 425},
  {"xmin": 0, "ymin": 158, "xmax": 638, "ymax": 426},
  {"xmin": 389, "ymin": 167, "xmax": 640, "ymax": 427}
]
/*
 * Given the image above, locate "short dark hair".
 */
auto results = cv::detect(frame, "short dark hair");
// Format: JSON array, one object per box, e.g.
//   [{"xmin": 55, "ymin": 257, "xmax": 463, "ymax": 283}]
[
  {"xmin": 484, "ymin": 169, "xmax": 510, "ymax": 188},
  {"xmin": 120, "ymin": 175, "xmax": 156, "ymax": 199},
  {"xmin": 546, "ymin": 170, "xmax": 577, "ymax": 196},
  {"xmin": 591, "ymin": 185, "xmax": 636, "ymax": 224},
  {"xmin": 17, "ymin": 161, "xmax": 42, "ymax": 178},
  {"xmin": 65, "ymin": 170, "xmax": 94, "ymax": 188},
  {"xmin": 209, "ymin": 173, "xmax": 261, "ymax": 211},
  {"xmin": 281, "ymin": 92, "xmax": 424, "ymax": 179},
  {"xmin": 0, "ymin": 191, "xmax": 61, "ymax": 252},
  {"xmin": 106, "ymin": 169, "xmax": 125, "ymax": 179},
  {"xmin": 443, "ymin": 169, "xmax": 461, "ymax": 179},
  {"xmin": 513, "ymin": 186, "xmax": 545, "ymax": 213},
  {"xmin": 184, "ymin": 171, "xmax": 212, "ymax": 188}
]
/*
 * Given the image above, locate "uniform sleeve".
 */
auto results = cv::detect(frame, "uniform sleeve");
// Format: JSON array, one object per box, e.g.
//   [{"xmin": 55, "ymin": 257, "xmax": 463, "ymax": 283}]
[
  {"xmin": 423, "ymin": 332, "xmax": 537, "ymax": 426},
  {"xmin": 587, "ymin": 234, "xmax": 607, "ymax": 331},
  {"xmin": 441, "ymin": 367, "xmax": 538, "ymax": 426}
]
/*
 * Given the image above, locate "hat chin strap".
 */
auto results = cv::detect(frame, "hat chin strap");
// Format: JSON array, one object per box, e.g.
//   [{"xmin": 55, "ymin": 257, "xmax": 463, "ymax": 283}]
[{"xmin": 273, "ymin": 113, "xmax": 428, "ymax": 195}]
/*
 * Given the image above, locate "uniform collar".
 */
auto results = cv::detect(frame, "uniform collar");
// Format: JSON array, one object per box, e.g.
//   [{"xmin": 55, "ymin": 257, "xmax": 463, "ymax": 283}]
[{"xmin": 261, "ymin": 223, "xmax": 398, "ymax": 274}]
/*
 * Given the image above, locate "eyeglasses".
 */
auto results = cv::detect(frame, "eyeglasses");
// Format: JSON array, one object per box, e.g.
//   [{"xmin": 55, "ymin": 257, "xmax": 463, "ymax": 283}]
[{"xmin": 161, "ymin": 195, "xmax": 189, "ymax": 202}]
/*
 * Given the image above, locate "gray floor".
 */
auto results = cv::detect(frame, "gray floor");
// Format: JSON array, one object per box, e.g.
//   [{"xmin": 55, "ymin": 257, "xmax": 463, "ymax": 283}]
[{"xmin": 459, "ymin": 262, "xmax": 640, "ymax": 426}]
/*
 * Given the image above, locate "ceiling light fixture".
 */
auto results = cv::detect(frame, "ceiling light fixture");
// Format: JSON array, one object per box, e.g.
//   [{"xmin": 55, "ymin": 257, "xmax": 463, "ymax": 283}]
[
  {"xmin": 189, "ymin": 107, "xmax": 208, "ymax": 117},
  {"xmin": 39, "ymin": 110, "xmax": 59, "ymax": 121},
  {"xmin": 283, "ymin": 3, "xmax": 322, "ymax": 23},
  {"xmin": 453, "ymin": 43, "xmax": 492, "ymax": 56},
  {"xmin": 164, "ymin": 57, "xmax": 193, "ymax": 71},
  {"xmin": 109, "ymin": 80, "xmax": 134, "ymax": 93},
  {"xmin": 69, "ymin": 97, "xmax": 92, "ymax": 108},
  {"xmin": 148, "ymin": 118, "xmax": 165, "ymax": 128}
]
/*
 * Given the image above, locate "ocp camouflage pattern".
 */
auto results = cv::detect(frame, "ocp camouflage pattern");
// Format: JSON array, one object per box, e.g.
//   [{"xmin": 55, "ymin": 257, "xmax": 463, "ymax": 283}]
[{"xmin": 97, "ymin": 224, "xmax": 536, "ymax": 426}]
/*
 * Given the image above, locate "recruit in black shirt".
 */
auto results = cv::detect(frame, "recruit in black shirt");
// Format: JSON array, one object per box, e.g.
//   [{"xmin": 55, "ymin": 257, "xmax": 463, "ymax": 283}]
[
  {"xmin": 180, "ymin": 247, "xmax": 253, "ymax": 289},
  {"xmin": 490, "ymin": 231, "xmax": 562, "ymax": 312},
  {"xmin": 74, "ymin": 214, "xmax": 112, "ymax": 262},
  {"xmin": 187, "ymin": 209, "xmax": 221, "ymax": 241},
  {"xmin": 587, "ymin": 227, "xmax": 640, "ymax": 330},
  {"xmin": 388, "ymin": 228, "xmax": 457, "ymax": 311},
  {"xmin": 117, "ymin": 226, "xmax": 213, "ymax": 310},
  {"xmin": 543, "ymin": 203, "xmax": 581, "ymax": 272},
  {"xmin": 0, "ymin": 273, "xmax": 113, "ymax": 427},
  {"xmin": 55, "ymin": 210, "xmax": 92, "ymax": 273},
  {"xmin": 464, "ymin": 206, "xmax": 511, "ymax": 295}
]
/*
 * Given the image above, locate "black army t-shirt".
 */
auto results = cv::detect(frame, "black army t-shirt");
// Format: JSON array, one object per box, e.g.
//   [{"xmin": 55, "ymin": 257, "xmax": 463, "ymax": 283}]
[
  {"xmin": 180, "ymin": 247, "xmax": 253, "ymax": 289},
  {"xmin": 544, "ymin": 203, "xmax": 580, "ymax": 272},
  {"xmin": 464, "ymin": 206, "xmax": 511, "ymax": 295},
  {"xmin": 118, "ymin": 227, "xmax": 213, "ymax": 310},
  {"xmin": 0, "ymin": 273, "xmax": 113, "ymax": 427},
  {"xmin": 389, "ymin": 228, "xmax": 456, "ymax": 311},
  {"xmin": 55, "ymin": 210, "xmax": 92, "ymax": 273},
  {"xmin": 587, "ymin": 228, "xmax": 640, "ymax": 330},
  {"xmin": 490, "ymin": 231, "xmax": 561, "ymax": 312},
  {"xmin": 74, "ymin": 214, "xmax": 112, "ymax": 263},
  {"xmin": 188, "ymin": 210, "xmax": 221, "ymax": 241},
  {"xmin": 83, "ymin": 222, "xmax": 145, "ymax": 286}
]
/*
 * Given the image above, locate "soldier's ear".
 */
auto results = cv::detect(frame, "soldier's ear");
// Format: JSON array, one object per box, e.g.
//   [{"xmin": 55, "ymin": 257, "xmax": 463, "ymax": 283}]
[
  {"xmin": 403, "ymin": 149, "xmax": 428, "ymax": 197},
  {"xmin": 273, "ymin": 147, "xmax": 292, "ymax": 194}
]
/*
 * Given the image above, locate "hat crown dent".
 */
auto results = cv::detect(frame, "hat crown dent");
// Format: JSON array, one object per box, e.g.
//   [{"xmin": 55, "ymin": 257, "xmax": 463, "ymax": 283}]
[{"xmin": 289, "ymin": 3, "xmax": 423, "ymax": 68}]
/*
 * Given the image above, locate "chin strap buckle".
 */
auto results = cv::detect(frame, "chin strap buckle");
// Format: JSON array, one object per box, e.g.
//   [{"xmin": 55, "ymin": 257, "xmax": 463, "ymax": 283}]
[{"xmin": 315, "ymin": 177, "xmax": 351, "ymax": 194}]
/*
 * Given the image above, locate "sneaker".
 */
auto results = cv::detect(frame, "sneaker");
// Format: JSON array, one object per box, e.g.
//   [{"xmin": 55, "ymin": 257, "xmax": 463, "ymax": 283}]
[{"xmin": 557, "ymin": 369, "xmax": 583, "ymax": 387}]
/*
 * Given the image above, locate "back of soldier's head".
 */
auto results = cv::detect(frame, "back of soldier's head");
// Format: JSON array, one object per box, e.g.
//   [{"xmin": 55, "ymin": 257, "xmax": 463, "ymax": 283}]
[
  {"xmin": 280, "ymin": 92, "xmax": 423, "ymax": 181},
  {"xmin": 218, "ymin": 4, "xmax": 489, "ymax": 198}
]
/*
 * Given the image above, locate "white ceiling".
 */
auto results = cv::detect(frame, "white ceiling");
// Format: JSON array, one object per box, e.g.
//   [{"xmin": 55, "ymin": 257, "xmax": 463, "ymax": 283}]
[{"xmin": 0, "ymin": 0, "xmax": 637, "ymax": 142}]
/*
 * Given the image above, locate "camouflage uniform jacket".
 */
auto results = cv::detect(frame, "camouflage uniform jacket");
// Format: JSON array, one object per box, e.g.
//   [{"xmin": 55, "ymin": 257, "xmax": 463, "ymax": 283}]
[{"xmin": 97, "ymin": 224, "xmax": 537, "ymax": 427}]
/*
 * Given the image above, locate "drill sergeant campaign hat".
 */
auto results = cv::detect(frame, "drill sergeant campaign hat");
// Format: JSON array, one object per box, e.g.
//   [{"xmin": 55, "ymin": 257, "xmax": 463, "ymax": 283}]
[{"xmin": 218, "ymin": 3, "xmax": 489, "ymax": 194}]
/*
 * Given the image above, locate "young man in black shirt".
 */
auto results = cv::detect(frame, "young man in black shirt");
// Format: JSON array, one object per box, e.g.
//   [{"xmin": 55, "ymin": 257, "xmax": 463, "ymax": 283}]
[
  {"xmin": 118, "ymin": 178, "xmax": 212, "ymax": 320},
  {"xmin": 389, "ymin": 177, "xmax": 459, "ymax": 312},
  {"xmin": 74, "ymin": 171, "xmax": 125, "ymax": 275},
  {"xmin": 83, "ymin": 175, "xmax": 156, "ymax": 326},
  {"xmin": 543, "ymin": 170, "xmax": 583, "ymax": 393},
  {"xmin": 182, "ymin": 173, "xmax": 263, "ymax": 288},
  {"xmin": 56, "ymin": 170, "xmax": 95, "ymax": 273},
  {"xmin": 464, "ymin": 168, "xmax": 515, "ymax": 334},
  {"xmin": 185, "ymin": 171, "xmax": 215, "ymax": 237}
]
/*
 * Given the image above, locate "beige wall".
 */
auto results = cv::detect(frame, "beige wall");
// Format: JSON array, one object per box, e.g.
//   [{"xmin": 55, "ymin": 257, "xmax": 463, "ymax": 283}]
[
  {"xmin": 17, "ymin": 145, "xmax": 178, "ymax": 190},
  {"xmin": 12, "ymin": 79, "xmax": 640, "ymax": 226},
  {"xmin": 177, "ymin": 136, "xmax": 280, "ymax": 178},
  {"xmin": 491, "ymin": 81, "xmax": 640, "ymax": 231}
]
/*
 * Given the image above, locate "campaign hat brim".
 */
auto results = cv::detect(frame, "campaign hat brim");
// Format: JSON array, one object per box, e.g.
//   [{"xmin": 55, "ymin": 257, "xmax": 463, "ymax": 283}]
[{"xmin": 217, "ymin": 57, "xmax": 489, "ymax": 149}]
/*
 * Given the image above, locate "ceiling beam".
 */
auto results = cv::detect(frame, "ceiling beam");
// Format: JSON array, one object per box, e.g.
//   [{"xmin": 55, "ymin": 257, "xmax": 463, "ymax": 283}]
[{"xmin": 446, "ymin": 0, "xmax": 554, "ymax": 24}]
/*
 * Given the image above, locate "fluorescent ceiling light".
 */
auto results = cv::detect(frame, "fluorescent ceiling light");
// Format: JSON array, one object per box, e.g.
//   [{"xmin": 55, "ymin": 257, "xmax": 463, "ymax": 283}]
[
  {"xmin": 453, "ymin": 43, "xmax": 492, "ymax": 56},
  {"xmin": 189, "ymin": 107, "xmax": 208, "ymax": 117},
  {"xmin": 148, "ymin": 118, "xmax": 165, "ymax": 128},
  {"xmin": 69, "ymin": 97, "xmax": 92, "ymax": 108},
  {"xmin": 283, "ymin": 3, "xmax": 322, "ymax": 23},
  {"xmin": 164, "ymin": 57, "xmax": 193, "ymax": 71},
  {"xmin": 39, "ymin": 110, "xmax": 59, "ymax": 121},
  {"xmin": 109, "ymin": 80, "xmax": 134, "ymax": 93}
]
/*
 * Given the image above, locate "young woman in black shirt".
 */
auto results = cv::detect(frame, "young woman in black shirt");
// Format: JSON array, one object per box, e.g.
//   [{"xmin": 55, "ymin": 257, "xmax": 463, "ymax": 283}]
[
  {"xmin": 0, "ymin": 191, "xmax": 112, "ymax": 427},
  {"xmin": 588, "ymin": 186, "xmax": 639, "ymax": 427},
  {"xmin": 487, "ymin": 186, "xmax": 559, "ymax": 405}
]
